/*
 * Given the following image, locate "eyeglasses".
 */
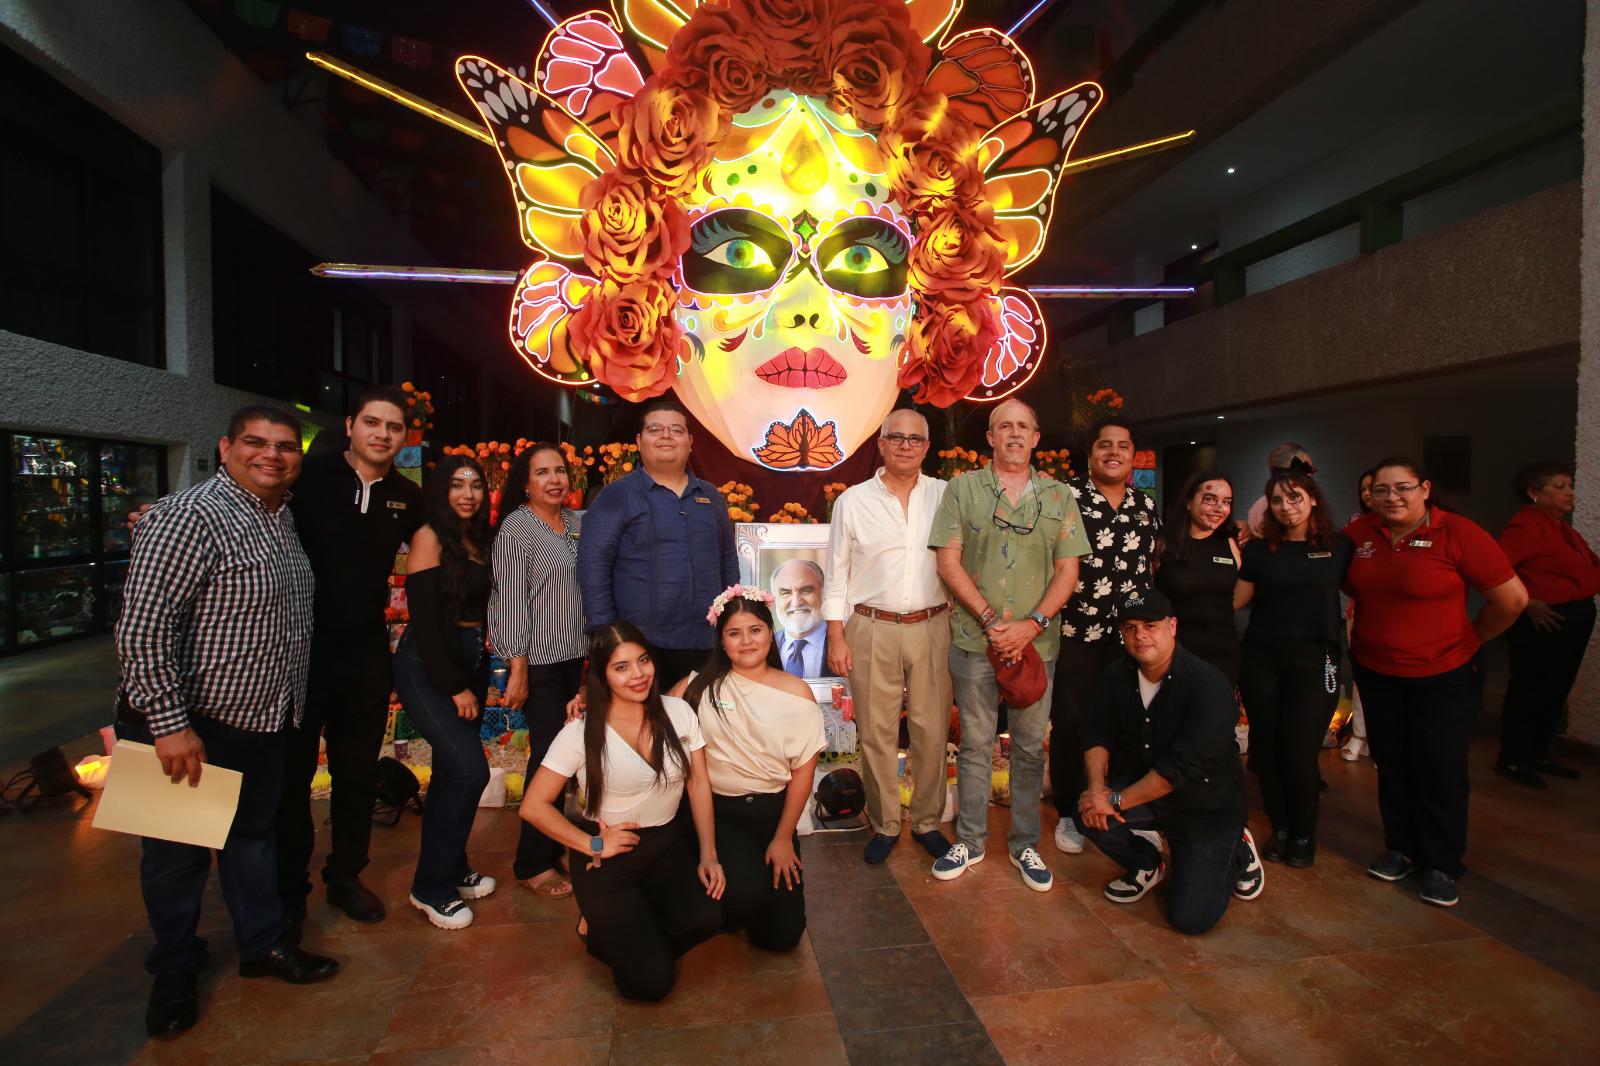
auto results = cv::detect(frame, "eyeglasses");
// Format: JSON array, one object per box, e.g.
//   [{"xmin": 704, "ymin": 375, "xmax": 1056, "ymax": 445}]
[
  {"xmin": 642, "ymin": 423, "xmax": 688, "ymax": 438},
  {"xmin": 1370, "ymin": 483, "xmax": 1420, "ymax": 500},
  {"xmin": 882, "ymin": 433, "xmax": 928, "ymax": 448},
  {"xmin": 235, "ymin": 435, "xmax": 302, "ymax": 455},
  {"xmin": 991, "ymin": 483, "xmax": 1042, "ymax": 535}
]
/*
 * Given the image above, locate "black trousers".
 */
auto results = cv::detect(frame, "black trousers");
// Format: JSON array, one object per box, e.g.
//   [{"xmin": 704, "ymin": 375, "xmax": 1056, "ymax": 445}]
[
  {"xmin": 568, "ymin": 819, "xmax": 721, "ymax": 1001},
  {"xmin": 513, "ymin": 656, "xmax": 585, "ymax": 880},
  {"xmin": 1050, "ymin": 637, "xmax": 1123, "ymax": 816},
  {"xmin": 1353, "ymin": 658, "xmax": 1480, "ymax": 879},
  {"xmin": 394, "ymin": 626, "xmax": 490, "ymax": 905},
  {"xmin": 714, "ymin": 791, "xmax": 806, "ymax": 952},
  {"xmin": 117, "ymin": 715, "xmax": 289, "ymax": 975},
  {"xmin": 1074, "ymin": 776, "xmax": 1249, "ymax": 937},
  {"xmin": 1499, "ymin": 597, "xmax": 1596, "ymax": 766},
  {"xmin": 649, "ymin": 646, "xmax": 710, "ymax": 693},
  {"xmin": 1239, "ymin": 636, "xmax": 1340, "ymax": 838},
  {"xmin": 276, "ymin": 629, "xmax": 393, "ymax": 908}
]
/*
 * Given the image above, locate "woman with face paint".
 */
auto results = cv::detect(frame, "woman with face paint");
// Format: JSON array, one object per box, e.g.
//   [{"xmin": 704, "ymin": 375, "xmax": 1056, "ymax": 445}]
[
  {"xmin": 1155, "ymin": 471, "xmax": 1243, "ymax": 685},
  {"xmin": 1233, "ymin": 472, "xmax": 1354, "ymax": 869},
  {"xmin": 394, "ymin": 456, "xmax": 498, "ymax": 929}
]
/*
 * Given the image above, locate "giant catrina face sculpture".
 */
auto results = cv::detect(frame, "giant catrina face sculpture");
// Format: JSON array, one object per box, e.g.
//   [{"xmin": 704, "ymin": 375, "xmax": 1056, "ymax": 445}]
[{"xmin": 460, "ymin": 0, "xmax": 1100, "ymax": 471}]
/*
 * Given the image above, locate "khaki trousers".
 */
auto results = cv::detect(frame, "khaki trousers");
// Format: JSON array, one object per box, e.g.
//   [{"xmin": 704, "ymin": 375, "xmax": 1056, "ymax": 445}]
[{"xmin": 844, "ymin": 611, "xmax": 953, "ymax": 836}]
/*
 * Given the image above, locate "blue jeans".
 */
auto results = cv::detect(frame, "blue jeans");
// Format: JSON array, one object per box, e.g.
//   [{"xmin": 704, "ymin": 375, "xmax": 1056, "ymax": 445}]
[
  {"xmin": 949, "ymin": 647, "xmax": 1056, "ymax": 857},
  {"xmin": 394, "ymin": 626, "xmax": 490, "ymax": 905},
  {"xmin": 1075, "ymin": 782, "xmax": 1249, "ymax": 936},
  {"xmin": 116, "ymin": 714, "xmax": 289, "ymax": 974}
]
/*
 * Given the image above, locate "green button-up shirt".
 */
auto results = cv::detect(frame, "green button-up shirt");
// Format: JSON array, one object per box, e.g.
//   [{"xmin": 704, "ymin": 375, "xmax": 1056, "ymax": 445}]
[{"xmin": 929, "ymin": 465, "xmax": 1091, "ymax": 661}]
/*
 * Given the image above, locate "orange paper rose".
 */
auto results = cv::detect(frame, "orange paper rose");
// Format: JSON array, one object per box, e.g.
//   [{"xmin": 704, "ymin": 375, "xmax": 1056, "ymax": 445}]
[
  {"xmin": 569, "ymin": 278, "xmax": 682, "ymax": 401},
  {"xmin": 579, "ymin": 172, "xmax": 690, "ymax": 283},
  {"xmin": 907, "ymin": 206, "xmax": 1006, "ymax": 303},
  {"xmin": 665, "ymin": 4, "xmax": 772, "ymax": 114},
  {"xmin": 615, "ymin": 80, "xmax": 726, "ymax": 197},
  {"xmin": 826, "ymin": 0, "xmax": 931, "ymax": 130},
  {"xmin": 883, "ymin": 90, "xmax": 986, "ymax": 214},
  {"xmin": 731, "ymin": 0, "xmax": 832, "ymax": 95},
  {"xmin": 899, "ymin": 295, "xmax": 1001, "ymax": 407}
]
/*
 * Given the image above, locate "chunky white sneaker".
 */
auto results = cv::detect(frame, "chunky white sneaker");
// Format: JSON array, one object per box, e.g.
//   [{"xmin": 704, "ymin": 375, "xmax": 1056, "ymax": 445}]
[
  {"xmin": 1104, "ymin": 863, "xmax": 1165, "ymax": 903},
  {"xmin": 410, "ymin": 894, "xmax": 474, "ymax": 930},
  {"xmin": 457, "ymin": 872, "xmax": 497, "ymax": 900},
  {"xmin": 931, "ymin": 842, "xmax": 985, "ymax": 881},
  {"xmin": 1341, "ymin": 737, "xmax": 1367, "ymax": 762},
  {"xmin": 1052, "ymin": 817, "xmax": 1085, "ymax": 854},
  {"xmin": 1010, "ymin": 847, "xmax": 1054, "ymax": 892},
  {"xmin": 1233, "ymin": 828, "xmax": 1265, "ymax": 900}
]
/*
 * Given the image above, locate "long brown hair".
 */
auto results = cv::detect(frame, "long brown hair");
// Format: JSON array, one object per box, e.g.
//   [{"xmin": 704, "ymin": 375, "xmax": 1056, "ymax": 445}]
[
  {"xmin": 580, "ymin": 622, "xmax": 690, "ymax": 819},
  {"xmin": 1260, "ymin": 470, "xmax": 1334, "ymax": 549},
  {"xmin": 682, "ymin": 596, "xmax": 783, "ymax": 714}
]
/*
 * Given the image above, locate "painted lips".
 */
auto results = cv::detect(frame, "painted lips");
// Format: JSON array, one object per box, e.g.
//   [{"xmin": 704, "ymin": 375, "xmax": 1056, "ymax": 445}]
[{"xmin": 754, "ymin": 348, "xmax": 848, "ymax": 389}]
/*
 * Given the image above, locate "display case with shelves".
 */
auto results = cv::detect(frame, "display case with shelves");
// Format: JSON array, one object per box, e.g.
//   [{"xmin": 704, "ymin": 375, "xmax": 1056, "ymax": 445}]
[
  {"xmin": 12, "ymin": 434, "xmax": 93, "ymax": 561},
  {"xmin": 100, "ymin": 443, "xmax": 162, "ymax": 552},
  {"xmin": 15, "ymin": 564, "xmax": 96, "ymax": 644}
]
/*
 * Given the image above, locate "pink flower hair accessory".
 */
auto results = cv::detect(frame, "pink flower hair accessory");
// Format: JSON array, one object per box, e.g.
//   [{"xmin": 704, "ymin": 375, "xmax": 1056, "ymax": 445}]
[{"xmin": 707, "ymin": 583, "xmax": 776, "ymax": 625}]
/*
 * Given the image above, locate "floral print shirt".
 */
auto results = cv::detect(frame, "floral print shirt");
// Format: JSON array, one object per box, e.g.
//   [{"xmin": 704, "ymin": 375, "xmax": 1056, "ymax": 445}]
[{"xmin": 1059, "ymin": 474, "xmax": 1159, "ymax": 644}]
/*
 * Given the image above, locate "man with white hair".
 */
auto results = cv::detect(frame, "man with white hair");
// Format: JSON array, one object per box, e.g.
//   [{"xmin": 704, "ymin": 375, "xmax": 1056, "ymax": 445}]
[{"xmin": 772, "ymin": 557, "xmax": 827, "ymax": 677}]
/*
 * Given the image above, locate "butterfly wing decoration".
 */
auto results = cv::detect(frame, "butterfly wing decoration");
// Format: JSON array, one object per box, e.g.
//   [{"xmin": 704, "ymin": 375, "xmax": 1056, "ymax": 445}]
[
  {"xmin": 610, "ymin": 0, "xmax": 700, "ymax": 73},
  {"xmin": 509, "ymin": 261, "xmax": 598, "ymax": 386},
  {"xmin": 752, "ymin": 409, "xmax": 845, "ymax": 470},
  {"xmin": 979, "ymin": 83, "xmax": 1103, "ymax": 275},
  {"xmin": 965, "ymin": 287, "xmax": 1045, "ymax": 402},
  {"xmin": 924, "ymin": 27, "xmax": 1033, "ymax": 130},
  {"xmin": 906, "ymin": 0, "xmax": 964, "ymax": 45},
  {"xmin": 457, "ymin": 56, "xmax": 616, "ymax": 260},
  {"xmin": 534, "ymin": 11, "xmax": 646, "ymax": 148}
]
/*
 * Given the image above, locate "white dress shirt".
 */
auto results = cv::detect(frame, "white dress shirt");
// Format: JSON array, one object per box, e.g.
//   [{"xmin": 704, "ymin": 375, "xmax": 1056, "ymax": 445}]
[{"xmin": 823, "ymin": 468, "xmax": 948, "ymax": 620}]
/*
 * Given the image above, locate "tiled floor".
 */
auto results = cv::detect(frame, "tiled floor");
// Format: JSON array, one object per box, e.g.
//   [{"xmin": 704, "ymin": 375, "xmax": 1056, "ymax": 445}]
[{"xmin": 3, "ymin": 722, "xmax": 1599, "ymax": 1063}]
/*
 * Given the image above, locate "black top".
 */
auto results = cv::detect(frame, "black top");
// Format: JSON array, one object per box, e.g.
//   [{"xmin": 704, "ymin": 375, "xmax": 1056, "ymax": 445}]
[
  {"xmin": 1156, "ymin": 529, "xmax": 1240, "ymax": 663},
  {"xmin": 288, "ymin": 450, "xmax": 423, "ymax": 637},
  {"xmin": 1238, "ymin": 534, "xmax": 1355, "ymax": 644},
  {"xmin": 405, "ymin": 559, "xmax": 490, "ymax": 694},
  {"xmin": 1081, "ymin": 645, "xmax": 1247, "ymax": 837}
]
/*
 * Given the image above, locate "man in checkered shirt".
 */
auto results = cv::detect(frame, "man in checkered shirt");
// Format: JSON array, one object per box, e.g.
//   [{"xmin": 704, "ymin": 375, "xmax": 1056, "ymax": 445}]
[{"xmin": 115, "ymin": 405, "xmax": 341, "ymax": 1038}]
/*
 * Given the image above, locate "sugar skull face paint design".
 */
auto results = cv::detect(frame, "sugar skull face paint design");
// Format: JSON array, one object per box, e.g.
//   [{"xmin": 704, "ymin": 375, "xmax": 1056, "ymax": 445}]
[{"xmin": 672, "ymin": 93, "xmax": 913, "ymax": 469}]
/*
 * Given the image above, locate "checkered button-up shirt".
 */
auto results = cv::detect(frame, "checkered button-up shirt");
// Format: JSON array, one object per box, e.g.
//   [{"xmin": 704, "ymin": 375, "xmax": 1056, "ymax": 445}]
[{"xmin": 115, "ymin": 469, "xmax": 315, "ymax": 738}]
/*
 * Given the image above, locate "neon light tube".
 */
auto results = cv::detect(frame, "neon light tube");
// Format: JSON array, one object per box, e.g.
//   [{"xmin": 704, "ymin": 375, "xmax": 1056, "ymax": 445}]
[
  {"xmin": 306, "ymin": 53, "xmax": 493, "ymax": 145},
  {"xmin": 1027, "ymin": 286, "xmax": 1195, "ymax": 298},
  {"xmin": 1060, "ymin": 130, "xmax": 1197, "ymax": 176},
  {"xmin": 311, "ymin": 263, "xmax": 520, "ymax": 284}
]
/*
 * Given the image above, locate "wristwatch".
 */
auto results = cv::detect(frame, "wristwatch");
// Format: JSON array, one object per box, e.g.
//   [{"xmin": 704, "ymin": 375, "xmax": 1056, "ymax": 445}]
[
  {"xmin": 589, "ymin": 835, "xmax": 605, "ymax": 856},
  {"xmin": 1109, "ymin": 791, "xmax": 1124, "ymax": 814},
  {"xmin": 1026, "ymin": 610, "xmax": 1049, "ymax": 632}
]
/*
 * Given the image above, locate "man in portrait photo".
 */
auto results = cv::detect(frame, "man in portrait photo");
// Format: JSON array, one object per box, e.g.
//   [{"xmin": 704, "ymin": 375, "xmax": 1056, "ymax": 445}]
[{"xmin": 771, "ymin": 557, "xmax": 827, "ymax": 677}]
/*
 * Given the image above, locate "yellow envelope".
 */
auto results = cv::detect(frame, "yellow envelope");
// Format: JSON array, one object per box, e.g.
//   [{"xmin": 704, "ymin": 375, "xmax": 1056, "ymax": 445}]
[{"xmin": 92, "ymin": 740, "xmax": 243, "ymax": 849}]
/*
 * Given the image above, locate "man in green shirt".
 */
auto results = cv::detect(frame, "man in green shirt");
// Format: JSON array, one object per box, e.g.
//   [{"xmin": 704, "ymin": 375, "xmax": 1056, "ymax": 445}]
[{"xmin": 928, "ymin": 400, "xmax": 1090, "ymax": 890}]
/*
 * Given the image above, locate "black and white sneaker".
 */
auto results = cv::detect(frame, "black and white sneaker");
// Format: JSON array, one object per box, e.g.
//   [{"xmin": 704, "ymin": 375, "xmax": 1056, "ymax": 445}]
[
  {"xmin": 1104, "ymin": 863, "xmax": 1165, "ymax": 903},
  {"xmin": 457, "ymin": 872, "xmax": 497, "ymax": 900},
  {"xmin": 1233, "ymin": 828, "xmax": 1265, "ymax": 900},
  {"xmin": 1417, "ymin": 869, "xmax": 1459, "ymax": 907},
  {"xmin": 1366, "ymin": 850, "xmax": 1418, "ymax": 882},
  {"xmin": 409, "ymin": 894, "xmax": 474, "ymax": 930}
]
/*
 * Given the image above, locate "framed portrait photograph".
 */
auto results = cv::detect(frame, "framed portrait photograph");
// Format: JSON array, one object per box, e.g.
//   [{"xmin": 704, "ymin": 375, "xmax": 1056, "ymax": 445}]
[{"xmin": 736, "ymin": 523, "xmax": 833, "ymax": 681}]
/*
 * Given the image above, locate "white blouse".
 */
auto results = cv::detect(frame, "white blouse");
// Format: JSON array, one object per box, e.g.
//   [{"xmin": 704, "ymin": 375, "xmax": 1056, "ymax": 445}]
[{"xmin": 541, "ymin": 695, "xmax": 705, "ymax": 827}]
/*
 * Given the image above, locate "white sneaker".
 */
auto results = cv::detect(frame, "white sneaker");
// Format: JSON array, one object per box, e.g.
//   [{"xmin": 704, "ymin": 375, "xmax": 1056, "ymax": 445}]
[
  {"xmin": 410, "ymin": 894, "xmax": 474, "ymax": 930},
  {"xmin": 1052, "ymin": 817, "xmax": 1085, "ymax": 854},
  {"xmin": 457, "ymin": 872, "xmax": 497, "ymax": 900},
  {"xmin": 1341, "ymin": 737, "xmax": 1367, "ymax": 762}
]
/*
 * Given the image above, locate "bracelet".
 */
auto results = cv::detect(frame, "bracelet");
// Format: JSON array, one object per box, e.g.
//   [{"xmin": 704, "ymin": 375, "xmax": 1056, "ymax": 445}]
[{"xmin": 978, "ymin": 607, "xmax": 998, "ymax": 630}]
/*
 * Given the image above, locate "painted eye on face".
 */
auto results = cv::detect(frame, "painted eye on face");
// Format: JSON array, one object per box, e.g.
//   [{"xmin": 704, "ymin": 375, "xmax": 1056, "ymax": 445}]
[
  {"xmin": 709, "ymin": 238, "xmax": 774, "ymax": 271},
  {"xmin": 823, "ymin": 244, "xmax": 889, "ymax": 275},
  {"xmin": 683, "ymin": 208, "xmax": 793, "ymax": 294},
  {"xmin": 816, "ymin": 217, "xmax": 909, "ymax": 299}
]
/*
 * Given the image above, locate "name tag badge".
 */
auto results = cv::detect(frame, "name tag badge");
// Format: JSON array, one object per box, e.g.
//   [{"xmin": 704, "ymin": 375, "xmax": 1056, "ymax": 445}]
[
  {"xmin": 1212, "ymin": 556, "xmax": 1233, "ymax": 565},
  {"xmin": 386, "ymin": 500, "xmax": 407, "ymax": 510},
  {"xmin": 1410, "ymin": 539, "xmax": 1433, "ymax": 548},
  {"xmin": 1307, "ymin": 551, "xmax": 1333, "ymax": 559},
  {"xmin": 694, "ymin": 497, "xmax": 712, "ymax": 505}
]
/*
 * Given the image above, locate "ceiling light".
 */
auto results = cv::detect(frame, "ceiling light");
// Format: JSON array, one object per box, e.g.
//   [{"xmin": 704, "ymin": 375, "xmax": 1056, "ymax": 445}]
[
  {"xmin": 1190, "ymin": 243, "xmax": 1199, "ymax": 250},
  {"xmin": 1217, "ymin": 415, "xmax": 1225, "ymax": 420},
  {"xmin": 1189, "ymin": 440, "xmax": 1196, "ymax": 445},
  {"xmin": 1226, "ymin": 166, "xmax": 1236, "ymax": 174}
]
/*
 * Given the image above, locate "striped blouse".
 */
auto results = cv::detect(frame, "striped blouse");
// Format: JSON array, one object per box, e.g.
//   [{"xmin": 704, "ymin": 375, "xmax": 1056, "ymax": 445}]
[{"xmin": 489, "ymin": 505, "xmax": 585, "ymax": 664}]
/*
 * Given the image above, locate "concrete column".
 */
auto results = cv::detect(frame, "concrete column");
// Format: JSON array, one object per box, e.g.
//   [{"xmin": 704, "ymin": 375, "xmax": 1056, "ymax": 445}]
[{"xmin": 1568, "ymin": 0, "xmax": 1600, "ymax": 744}]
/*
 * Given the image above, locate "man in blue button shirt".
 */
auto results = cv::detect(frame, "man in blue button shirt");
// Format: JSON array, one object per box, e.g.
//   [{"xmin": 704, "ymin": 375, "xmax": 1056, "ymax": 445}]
[{"xmin": 577, "ymin": 398, "xmax": 740, "ymax": 689}]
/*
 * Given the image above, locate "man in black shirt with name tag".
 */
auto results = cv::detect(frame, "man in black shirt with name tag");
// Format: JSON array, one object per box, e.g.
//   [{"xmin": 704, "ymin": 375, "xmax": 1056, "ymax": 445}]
[
  {"xmin": 276, "ymin": 385, "xmax": 422, "ymax": 927},
  {"xmin": 1075, "ymin": 589, "xmax": 1264, "ymax": 935}
]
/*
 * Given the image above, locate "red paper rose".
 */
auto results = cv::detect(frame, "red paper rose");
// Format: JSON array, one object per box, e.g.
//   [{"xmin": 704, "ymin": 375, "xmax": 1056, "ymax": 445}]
[
  {"xmin": 579, "ymin": 172, "xmax": 690, "ymax": 284},
  {"xmin": 898, "ymin": 295, "xmax": 1000, "ymax": 406},
  {"xmin": 615, "ymin": 79, "xmax": 726, "ymax": 196},
  {"xmin": 825, "ymin": 0, "xmax": 931, "ymax": 130},
  {"xmin": 665, "ymin": 4, "xmax": 771, "ymax": 114},
  {"xmin": 883, "ymin": 90, "xmax": 986, "ymax": 214},
  {"xmin": 731, "ymin": 0, "xmax": 832, "ymax": 95},
  {"xmin": 907, "ymin": 205, "xmax": 1006, "ymax": 303},
  {"xmin": 569, "ymin": 278, "xmax": 682, "ymax": 401}
]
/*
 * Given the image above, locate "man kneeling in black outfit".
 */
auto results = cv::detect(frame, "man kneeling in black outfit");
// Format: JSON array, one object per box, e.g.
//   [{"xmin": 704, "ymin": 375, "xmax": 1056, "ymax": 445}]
[{"xmin": 1075, "ymin": 590, "xmax": 1265, "ymax": 935}]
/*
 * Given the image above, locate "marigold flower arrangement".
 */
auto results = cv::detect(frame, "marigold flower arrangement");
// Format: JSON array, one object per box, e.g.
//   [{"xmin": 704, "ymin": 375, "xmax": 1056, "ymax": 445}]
[
  {"xmin": 596, "ymin": 441, "xmax": 641, "ymax": 484},
  {"xmin": 821, "ymin": 481, "xmax": 849, "ymax": 521},
  {"xmin": 571, "ymin": 0, "xmax": 1009, "ymax": 407},
  {"xmin": 717, "ymin": 481, "xmax": 760, "ymax": 522},
  {"xmin": 399, "ymin": 381, "xmax": 435, "ymax": 435},
  {"xmin": 1033, "ymin": 448, "xmax": 1074, "ymax": 482},
  {"xmin": 936, "ymin": 446, "xmax": 988, "ymax": 480},
  {"xmin": 768, "ymin": 502, "xmax": 817, "ymax": 524},
  {"xmin": 707, "ymin": 583, "xmax": 776, "ymax": 624}
]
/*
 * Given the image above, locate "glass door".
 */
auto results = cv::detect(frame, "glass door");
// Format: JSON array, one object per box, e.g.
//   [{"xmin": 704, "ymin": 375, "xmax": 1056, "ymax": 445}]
[
  {"xmin": 100, "ymin": 442, "xmax": 162, "ymax": 552},
  {"xmin": 12, "ymin": 433, "xmax": 93, "ymax": 561}
]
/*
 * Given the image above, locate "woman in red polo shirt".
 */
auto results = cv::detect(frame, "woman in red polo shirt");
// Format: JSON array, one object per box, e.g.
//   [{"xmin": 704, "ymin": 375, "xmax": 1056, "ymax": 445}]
[
  {"xmin": 1343, "ymin": 458, "xmax": 1527, "ymax": 908},
  {"xmin": 1494, "ymin": 462, "xmax": 1600, "ymax": 788}
]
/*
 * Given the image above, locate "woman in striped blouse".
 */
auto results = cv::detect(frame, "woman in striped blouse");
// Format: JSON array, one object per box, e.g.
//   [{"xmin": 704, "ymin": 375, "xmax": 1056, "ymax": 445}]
[{"xmin": 490, "ymin": 443, "xmax": 586, "ymax": 898}]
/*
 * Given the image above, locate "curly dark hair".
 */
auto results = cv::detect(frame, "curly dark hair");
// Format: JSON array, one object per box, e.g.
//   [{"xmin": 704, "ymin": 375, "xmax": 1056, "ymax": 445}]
[
  {"xmin": 421, "ymin": 455, "xmax": 493, "ymax": 619},
  {"xmin": 1260, "ymin": 470, "xmax": 1334, "ymax": 550},
  {"xmin": 681, "ymin": 595, "xmax": 784, "ymax": 715},
  {"xmin": 581, "ymin": 622, "xmax": 690, "ymax": 820}
]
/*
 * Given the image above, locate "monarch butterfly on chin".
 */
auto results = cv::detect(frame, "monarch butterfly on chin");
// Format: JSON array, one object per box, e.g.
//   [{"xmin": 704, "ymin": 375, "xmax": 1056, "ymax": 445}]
[{"xmin": 752, "ymin": 410, "xmax": 844, "ymax": 470}]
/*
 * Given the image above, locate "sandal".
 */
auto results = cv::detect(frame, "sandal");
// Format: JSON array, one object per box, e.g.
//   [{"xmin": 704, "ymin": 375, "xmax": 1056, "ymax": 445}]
[
  {"xmin": 518, "ymin": 871, "xmax": 574, "ymax": 899},
  {"xmin": 575, "ymin": 915, "xmax": 588, "ymax": 942}
]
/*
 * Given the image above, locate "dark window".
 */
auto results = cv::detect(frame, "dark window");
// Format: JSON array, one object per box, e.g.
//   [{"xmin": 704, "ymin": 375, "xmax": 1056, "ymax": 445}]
[
  {"xmin": 0, "ymin": 47, "xmax": 163, "ymax": 367},
  {"xmin": 411, "ymin": 325, "xmax": 481, "ymax": 444},
  {"xmin": 211, "ymin": 189, "xmax": 390, "ymax": 413}
]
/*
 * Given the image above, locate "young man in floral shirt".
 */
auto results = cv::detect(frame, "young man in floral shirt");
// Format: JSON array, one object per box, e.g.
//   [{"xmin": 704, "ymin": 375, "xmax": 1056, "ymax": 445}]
[{"xmin": 1050, "ymin": 418, "xmax": 1159, "ymax": 855}]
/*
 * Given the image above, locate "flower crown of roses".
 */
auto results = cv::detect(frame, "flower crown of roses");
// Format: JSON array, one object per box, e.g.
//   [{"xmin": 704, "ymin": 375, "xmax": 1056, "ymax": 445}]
[
  {"xmin": 570, "ymin": 0, "xmax": 1009, "ymax": 408},
  {"xmin": 707, "ymin": 584, "xmax": 777, "ymax": 625}
]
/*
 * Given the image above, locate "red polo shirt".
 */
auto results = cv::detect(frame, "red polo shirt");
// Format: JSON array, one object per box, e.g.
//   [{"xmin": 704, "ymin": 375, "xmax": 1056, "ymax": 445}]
[
  {"xmin": 1343, "ymin": 510, "xmax": 1515, "ymax": 678},
  {"xmin": 1498, "ymin": 506, "xmax": 1600, "ymax": 604}
]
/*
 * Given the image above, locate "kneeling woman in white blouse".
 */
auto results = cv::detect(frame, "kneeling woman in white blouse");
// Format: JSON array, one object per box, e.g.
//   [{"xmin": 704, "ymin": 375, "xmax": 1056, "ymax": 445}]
[
  {"xmin": 673, "ymin": 587, "xmax": 826, "ymax": 952},
  {"xmin": 521, "ymin": 622, "xmax": 725, "ymax": 1001}
]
